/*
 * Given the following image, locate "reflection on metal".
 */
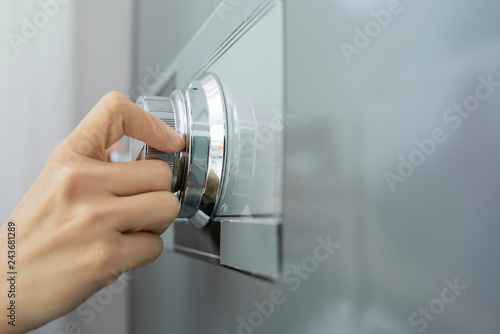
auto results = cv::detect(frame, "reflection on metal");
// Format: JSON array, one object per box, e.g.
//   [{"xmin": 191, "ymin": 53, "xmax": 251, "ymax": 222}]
[{"xmin": 133, "ymin": 73, "xmax": 228, "ymax": 228}]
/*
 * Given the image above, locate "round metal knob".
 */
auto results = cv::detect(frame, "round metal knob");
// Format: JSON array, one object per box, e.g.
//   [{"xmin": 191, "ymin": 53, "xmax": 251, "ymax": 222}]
[{"xmin": 133, "ymin": 73, "xmax": 227, "ymax": 229}]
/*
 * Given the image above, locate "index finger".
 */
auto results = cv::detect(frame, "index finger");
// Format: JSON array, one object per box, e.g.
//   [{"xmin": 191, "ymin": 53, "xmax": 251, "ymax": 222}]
[{"xmin": 65, "ymin": 91, "xmax": 185, "ymax": 159}]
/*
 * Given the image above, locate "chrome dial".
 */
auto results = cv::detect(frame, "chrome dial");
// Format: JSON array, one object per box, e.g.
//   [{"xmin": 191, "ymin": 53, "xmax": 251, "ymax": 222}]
[{"xmin": 133, "ymin": 73, "xmax": 227, "ymax": 229}]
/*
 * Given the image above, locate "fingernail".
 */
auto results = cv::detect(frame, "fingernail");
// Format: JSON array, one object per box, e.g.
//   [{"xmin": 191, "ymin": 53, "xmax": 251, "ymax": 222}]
[{"xmin": 168, "ymin": 129, "xmax": 185, "ymax": 149}]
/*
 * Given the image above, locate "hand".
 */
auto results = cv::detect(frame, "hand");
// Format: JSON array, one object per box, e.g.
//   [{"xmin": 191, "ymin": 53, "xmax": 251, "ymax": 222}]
[{"xmin": 0, "ymin": 92, "xmax": 185, "ymax": 333}]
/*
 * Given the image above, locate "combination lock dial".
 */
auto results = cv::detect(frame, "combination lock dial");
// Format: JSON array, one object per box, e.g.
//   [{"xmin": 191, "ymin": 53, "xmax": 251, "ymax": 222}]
[{"xmin": 133, "ymin": 73, "xmax": 227, "ymax": 228}]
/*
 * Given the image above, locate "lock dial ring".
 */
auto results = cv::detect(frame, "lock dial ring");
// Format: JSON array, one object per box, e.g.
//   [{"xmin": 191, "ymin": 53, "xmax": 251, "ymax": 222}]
[{"xmin": 135, "ymin": 73, "xmax": 227, "ymax": 228}]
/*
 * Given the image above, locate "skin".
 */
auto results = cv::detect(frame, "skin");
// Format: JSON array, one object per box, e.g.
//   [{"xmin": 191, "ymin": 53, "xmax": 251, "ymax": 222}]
[{"xmin": 0, "ymin": 92, "xmax": 185, "ymax": 333}]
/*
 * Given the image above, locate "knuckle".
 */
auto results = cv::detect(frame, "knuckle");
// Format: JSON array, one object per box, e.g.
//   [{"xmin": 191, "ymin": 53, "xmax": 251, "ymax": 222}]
[
  {"xmin": 103, "ymin": 91, "xmax": 127, "ymax": 104},
  {"xmin": 46, "ymin": 148, "xmax": 64, "ymax": 166},
  {"xmin": 91, "ymin": 239, "xmax": 120, "ymax": 273},
  {"xmin": 102, "ymin": 91, "xmax": 130, "ymax": 118},
  {"xmin": 57, "ymin": 168, "xmax": 87, "ymax": 200},
  {"xmin": 46, "ymin": 153, "xmax": 66, "ymax": 176},
  {"xmin": 80, "ymin": 203, "xmax": 112, "ymax": 227},
  {"xmin": 46, "ymin": 142, "xmax": 78, "ymax": 170}
]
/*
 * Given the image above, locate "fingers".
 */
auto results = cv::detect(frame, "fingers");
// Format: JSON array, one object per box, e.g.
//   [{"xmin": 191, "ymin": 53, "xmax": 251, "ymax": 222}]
[
  {"xmin": 66, "ymin": 91, "xmax": 185, "ymax": 160},
  {"xmin": 120, "ymin": 232, "xmax": 164, "ymax": 271},
  {"xmin": 99, "ymin": 159, "xmax": 173, "ymax": 196},
  {"xmin": 111, "ymin": 191, "xmax": 180, "ymax": 234}
]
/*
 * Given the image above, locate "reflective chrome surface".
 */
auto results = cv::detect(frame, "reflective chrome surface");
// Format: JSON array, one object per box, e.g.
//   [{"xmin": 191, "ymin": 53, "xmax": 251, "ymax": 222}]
[
  {"xmin": 132, "ymin": 73, "xmax": 227, "ymax": 228},
  {"xmin": 186, "ymin": 74, "xmax": 227, "ymax": 227}
]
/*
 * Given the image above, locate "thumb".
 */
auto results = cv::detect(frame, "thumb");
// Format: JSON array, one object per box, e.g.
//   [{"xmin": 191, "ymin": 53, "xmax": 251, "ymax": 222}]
[{"xmin": 64, "ymin": 91, "xmax": 185, "ymax": 160}]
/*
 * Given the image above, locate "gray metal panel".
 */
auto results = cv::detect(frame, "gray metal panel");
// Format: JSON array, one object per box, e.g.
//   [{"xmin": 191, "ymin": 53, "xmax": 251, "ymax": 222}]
[
  {"xmin": 143, "ymin": 0, "xmax": 276, "ymax": 95},
  {"xmin": 133, "ymin": 0, "xmax": 217, "ymax": 99},
  {"xmin": 132, "ymin": 0, "xmax": 500, "ymax": 333},
  {"xmin": 220, "ymin": 219, "xmax": 281, "ymax": 279},
  {"xmin": 206, "ymin": 1, "xmax": 284, "ymax": 278}
]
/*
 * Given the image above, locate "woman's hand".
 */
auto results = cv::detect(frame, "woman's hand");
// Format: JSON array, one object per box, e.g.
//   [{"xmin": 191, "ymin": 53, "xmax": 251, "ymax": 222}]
[{"xmin": 0, "ymin": 91, "xmax": 185, "ymax": 333}]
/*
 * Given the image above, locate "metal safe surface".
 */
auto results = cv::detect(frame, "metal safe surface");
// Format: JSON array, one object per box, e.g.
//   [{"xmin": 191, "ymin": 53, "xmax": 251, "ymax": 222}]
[{"xmin": 131, "ymin": 1, "xmax": 500, "ymax": 333}]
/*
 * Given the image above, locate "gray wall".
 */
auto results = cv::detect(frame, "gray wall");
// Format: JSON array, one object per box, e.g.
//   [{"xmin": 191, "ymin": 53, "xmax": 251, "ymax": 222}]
[
  {"xmin": 0, "ymin": 0, "xmax": 75, "ymax": 224},
  {"xmin": 131, "ymin": 1, "xmax": 500, "ymax": 333},
  {"xmin": 1, "ymin": 1, "xmax": 134, "ymax": 333}
]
